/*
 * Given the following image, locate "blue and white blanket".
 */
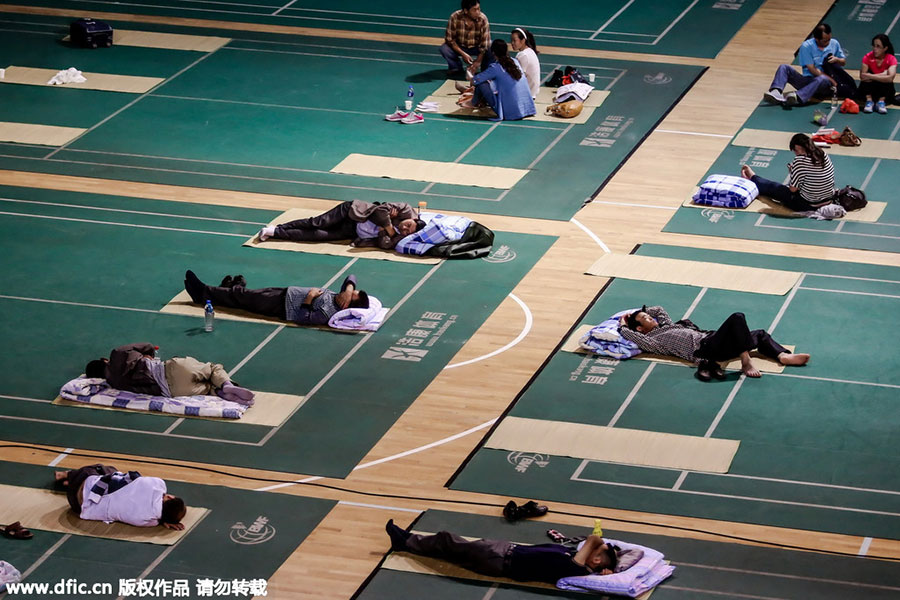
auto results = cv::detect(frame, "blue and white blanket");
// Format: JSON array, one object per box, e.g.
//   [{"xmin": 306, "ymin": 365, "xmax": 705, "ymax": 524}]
[
  {"xmin": 60, "ymin": 377, "xmax": 247, "ymax": 419},
  {"xmin": 578, "ymin": 308, "xmax": 641, "ymax": 359},
  {"xmin": 328, "ymin": 295, "xmax": 388, "ymax": 331},
  {"xmin": 395, "ymin": 213, "xmax": 471, "ymax": 256},
  {"xmin": 557, "ymin": 538, "xmax": 674, "ymax": 597}
]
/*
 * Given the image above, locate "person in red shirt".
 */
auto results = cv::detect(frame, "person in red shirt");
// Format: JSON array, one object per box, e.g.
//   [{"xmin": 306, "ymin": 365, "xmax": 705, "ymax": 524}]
[{"xmin": 858, "ymin": 33, "xmax": 897, "ymax": 114}]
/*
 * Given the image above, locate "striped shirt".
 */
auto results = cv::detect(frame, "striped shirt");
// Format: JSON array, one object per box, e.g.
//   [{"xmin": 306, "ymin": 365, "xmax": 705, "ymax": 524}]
[
  {"xmin": 445, "ymin": 9, "xmax": 490, "ymax": 52},
  {"xmin": 619, "ymin": 306, "xmax": 707, "ymax": 364},
  {"xmin": 788, "ymin": 153, "xmax": 835, "ymax": 203}
]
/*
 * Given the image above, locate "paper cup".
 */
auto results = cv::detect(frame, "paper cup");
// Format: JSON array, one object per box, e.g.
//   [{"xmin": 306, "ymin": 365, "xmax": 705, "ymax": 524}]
[
  {"xmin": 0, "ymin": 69, "xmax": 5, "ymax": 79},
  {"xmin": 404, "ymin": 100, "xmax": 413, "ymax": 110},
  {"xmin": 588, "ymin": 73, "xmax": 595, "ymax": 83}
]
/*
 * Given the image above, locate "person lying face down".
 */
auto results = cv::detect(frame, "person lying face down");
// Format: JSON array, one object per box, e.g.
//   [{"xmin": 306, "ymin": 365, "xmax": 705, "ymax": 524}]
[
  {"xmin": 55, "ymin": 465, "xmax": 186, "ymax": 530},
  {"xmin": 184, "ymin": 271, "xmax": 369, "ymax": 327},
  {"xmin": 619, "ymin": 305, "xmax": 810, "ymax": 380},
  {"xmin": 385, "ymin": 520, "xmax": 618, "ymax": 584},
  {"xmin": 84, "ymin": 343, "xmax": 254, "ymax": 405},
  {"xmin": 257, "ymin": 200, "xmax": 425, "ymax": 249}
]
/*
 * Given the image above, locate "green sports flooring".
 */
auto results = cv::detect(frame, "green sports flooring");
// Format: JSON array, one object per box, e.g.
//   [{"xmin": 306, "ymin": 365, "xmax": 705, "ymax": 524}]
[
  {"xmin": 0, "ymin": 185, "xmax": 554, "ymax": 477},
  {"xmin": 0, "ymin": 17, "xmax": 704, "ymax": 221},
  {"xmin": 663, "ymin": 101, "xmax": 900, "ymax": 253},
  {"xmin": 356, "ymin": 510, "xmax": 900, "ymax": 599},
  {"xmin": 0, "ymin": 0, "xmax": 764, "ymax": 58},
  {"xmin": 450, "ymin": 244, "xmax": 900, "ymax": 539},
  {"xmin": 822, "ymin": 0, "xmax": 900, "ymax": 58},
  {"xmin": 0, "ymin": 460, "xmax": 333, "ymax": 599}
]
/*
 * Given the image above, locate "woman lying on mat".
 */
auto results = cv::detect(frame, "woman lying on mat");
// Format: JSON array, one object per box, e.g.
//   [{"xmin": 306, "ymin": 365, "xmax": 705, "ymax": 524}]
[
  {"xmin": 619, "ymin": 306, "xmax": 810, "ymax": 381},
  {"xmin": 55, "ymin": 465, "xmax": 187, "ymax": 530},
  {"xmin": 857, "ymin": 33, "xmax": 896, "ymax": 114},
  {"xmin": 457, "ymin": 39, "xmax": 535, "ymax": 121},
  {"xmin": 739, "ymin": 133, "xmax": 835, "ymax": 212},
  {"xmin": 184, "ymin": 270, "xmax": 368, "ymax": 326},
  {"xmin": 510, "ymin": 27, "xmax": 541, "ymax": 99}
]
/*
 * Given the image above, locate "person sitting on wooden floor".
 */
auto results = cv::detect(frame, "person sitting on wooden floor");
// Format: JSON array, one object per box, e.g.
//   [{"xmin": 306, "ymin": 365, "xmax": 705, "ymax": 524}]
[
  {"xmin": 619, "ymin": 306, "xmax": 810, "ymax": 381},
  {"xmin": 55, "ymin": 465, "xmax": 186, "ymax": 530}
]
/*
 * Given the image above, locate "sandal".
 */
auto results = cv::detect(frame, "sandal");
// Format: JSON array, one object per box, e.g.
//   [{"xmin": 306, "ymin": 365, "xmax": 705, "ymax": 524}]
[{"xmin": 2, "ymin": 521, "xmax": 33, "ymax": 540}]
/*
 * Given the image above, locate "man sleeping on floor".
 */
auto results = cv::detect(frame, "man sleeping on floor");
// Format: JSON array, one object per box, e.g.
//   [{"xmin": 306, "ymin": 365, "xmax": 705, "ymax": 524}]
[
  {"xmin": 619, "ymin": 305, "xmax": 810, "ymax": 381},
  {"xmin": 55, "ymin": 465, "xmax": 186, "ymax": 530}
]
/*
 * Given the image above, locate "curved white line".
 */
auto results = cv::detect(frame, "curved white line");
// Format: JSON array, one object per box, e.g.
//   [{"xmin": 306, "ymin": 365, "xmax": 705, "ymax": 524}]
[
  {"xmin": 570, "ymin": 217, "xmax": 611, "ymax": 252},
  {"xmin": 443, "ymin": 293, "xmax": 532, "ymax": 370}
]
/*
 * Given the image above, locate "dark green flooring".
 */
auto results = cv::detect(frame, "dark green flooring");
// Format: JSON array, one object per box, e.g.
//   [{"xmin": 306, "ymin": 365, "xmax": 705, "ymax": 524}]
[
  {"xmin": 0, "ymin": 0, "xmax": 763, "ymax": 58},
  {"xmin": 822, "ymin": 0, "xmax": 900, "ymax": 56},
  {"xmin": 356, "ymin": 510, "xmax": 900, "ymax": 599},
  {"xmin": 0, "ymin": 21, "xmax": 704, "ymax": 221},
  {"xmin": 0, "ymin": 460, "xmax": 334, "ymax": 600},
  {"xmin": 450, "ymin": 244, "xmax": 900, "ymax": 539},
  {"xmin": 0, "ymin": 185, "xmax": 555, "ymax": 477}
]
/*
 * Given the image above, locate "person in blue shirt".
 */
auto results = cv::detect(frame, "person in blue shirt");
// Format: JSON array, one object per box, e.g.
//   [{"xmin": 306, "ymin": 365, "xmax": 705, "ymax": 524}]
[
  {"xmin": 763, "ymin": 23, "xmax": 849, "ymax": 106},
  {"xmin": 459, "ymin": 39, "xmax": 535, "ymax": 121}
]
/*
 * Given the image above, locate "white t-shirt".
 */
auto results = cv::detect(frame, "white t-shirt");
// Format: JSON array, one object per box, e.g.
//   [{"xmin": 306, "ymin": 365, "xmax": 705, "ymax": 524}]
[
  {"xmin": 515, "ymin": 47, "xmax": 541, "ymax": 99},
  {"xmin": 80, "ymin": 475, "xmax": 165, "ymax": 527}
]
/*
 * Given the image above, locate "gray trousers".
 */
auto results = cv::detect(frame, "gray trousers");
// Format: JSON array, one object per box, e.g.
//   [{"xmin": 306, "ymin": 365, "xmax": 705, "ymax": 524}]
[{"xmin": 405, "ymin": 531, "xmax": 513, "ymax": 577}]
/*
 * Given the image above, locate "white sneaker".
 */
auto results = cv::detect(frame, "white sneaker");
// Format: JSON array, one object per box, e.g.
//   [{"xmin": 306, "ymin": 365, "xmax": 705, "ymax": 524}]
[
  {"xmin": 763, "ymin": 89, "xmax": 785, "ymax": 104},
  {"xmin": 385, "ymin": 109, "xmax": 409, "ymax": 122},
  {"xmin": 400, "ymin": 112, "xmax": 424, "ymax": 124}
]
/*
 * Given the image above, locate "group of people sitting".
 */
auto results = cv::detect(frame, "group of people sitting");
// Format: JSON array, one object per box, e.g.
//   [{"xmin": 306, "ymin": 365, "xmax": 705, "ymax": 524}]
[
  {"xmin": 441, "ymin": 0, "xmax": 543, "ymax": 120},
  {"xmin": 763, "ymin": 24, "xmax": 896, "ymax": 113}
]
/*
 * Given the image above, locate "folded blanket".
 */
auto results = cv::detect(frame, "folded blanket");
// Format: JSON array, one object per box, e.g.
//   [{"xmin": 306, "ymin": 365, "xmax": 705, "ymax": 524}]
[
  {"xmin": 329, "ymin": 295, "xmax": 388, "ymax": 331},
  {"xmin": 395, "ymin": 214, "xmax": 472, "ymax": 256},
  {"xmin": 47, "ymin": 67, "xmax": 87, "ymax": 85},
  {"xmin": 557, "ymin": 538, "xmax": 675, "ymax": 597},
  {"xmin": 59, "ymin": 377, "xmax": 247, "ymax": 419},
  {"xmin": 579, "ymin": 308, "xmax": 641, "ymax": 359}
]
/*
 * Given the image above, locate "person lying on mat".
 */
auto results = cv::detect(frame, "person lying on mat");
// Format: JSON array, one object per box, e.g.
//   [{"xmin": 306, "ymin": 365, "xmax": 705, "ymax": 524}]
[
  {"xmin": 84, "ymin": 343, "xmax": 254, "ymax": 405},
  {"xmin": 739, "ymin": 133, "xmax": 835, "ymax": 212},
  {"xmin": 385, "ymin": 520, "xmax": 621, "ymax": 584},
  {"xmin": 619, "ymin": 306, "xmax": 810, "ymax": 381},
  {"xmin": 256, "ymin": 200, "xmax": 425, "ymax": 249},
  {"xmin": 54, "ymin": 464, "xmax": 186, "ymax": 530},
  {"xmin": 184, "ymin": 270, "xmax": 368, "ymax": 327}
]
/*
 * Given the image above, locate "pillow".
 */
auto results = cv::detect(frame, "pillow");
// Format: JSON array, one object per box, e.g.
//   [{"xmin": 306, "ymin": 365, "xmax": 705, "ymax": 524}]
[
  {"xmin": 692, "ymin": 174, "xmax": 758, "ymax": 208},
  {"xmin": 556, "ymin": 538, "xmax": 674, "ymax": 597}
]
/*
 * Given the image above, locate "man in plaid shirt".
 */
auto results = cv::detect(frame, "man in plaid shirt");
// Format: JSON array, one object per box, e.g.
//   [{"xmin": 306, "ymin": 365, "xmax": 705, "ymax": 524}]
[{"xmin": 440, "ymin": 0, "xmax": 492, "ymax": 75}]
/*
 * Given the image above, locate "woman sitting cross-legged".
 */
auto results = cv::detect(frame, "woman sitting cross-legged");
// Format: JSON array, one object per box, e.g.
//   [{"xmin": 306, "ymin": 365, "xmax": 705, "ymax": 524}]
[
  {"xmin": 458, "ymin": 39, "xmax": 535, "ymax": 121},
  {"xmin": 740, "ymin": 133, "xmax": 835, "ymax": 212}
]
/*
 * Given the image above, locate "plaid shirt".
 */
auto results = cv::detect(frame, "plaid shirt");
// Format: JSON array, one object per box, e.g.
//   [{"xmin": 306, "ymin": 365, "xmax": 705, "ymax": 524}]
[
  {"xmin": 619, "ymin": 306, "xmax": 706, "ymax": 363},
  {"xmin": 396, "ymin": 214, "xmax": 471, "ymax": 255},
  {"xmin": 445, "ymin": 9, "xmax": 490, "ymax": 52}
]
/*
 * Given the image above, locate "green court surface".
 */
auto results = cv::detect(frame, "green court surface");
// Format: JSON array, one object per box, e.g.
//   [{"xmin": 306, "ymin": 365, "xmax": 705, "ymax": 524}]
[
  {"xmin": 0, "ymin": 185, "xmax": 555, "ymax": 477},
  {"xmin": 355, "ymin": 510, "xmax": 900, "ymax": 599},
  {"xmin": 663, "ymin": 101, "xmax": 900, "ymax": 253},
  {"xmin": 450, "ymin": 244, "xmax": 900, "ymax": 539},
  {"xmin": 1, "ymin": 0, "xmax": 763, "ymax": 58},
  {"xmin": 822, "ymin": 0, "xmax": 900, "ymax": 57},
  {"xmin": 0, "ymin": 18, "xmax": 704, "ymax": 221},
  {"xmin": 0, "ymin": 460, "xmax": 334, "ymax": 599}
]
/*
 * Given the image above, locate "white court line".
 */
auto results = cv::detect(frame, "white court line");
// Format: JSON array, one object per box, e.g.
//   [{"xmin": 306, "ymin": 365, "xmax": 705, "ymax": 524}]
[
  {"xmin": 0, "ymin": 294, "xmax": 161, "ymax": 314},
  {"xmin": 888, "ymin": 8, "xmax": 900, "ymax": 36},
  {"xmin": 481, "ymin": 584, "xmax": 501, "ymax": 600},
  {"xmin": 163, "ymin": 419, "xmax": 184, "ymax": 434},
  {"xmin": 0, "ymin": 197, "xmax": 267, "ymax": 226},
  {"xmin": 337, "ymin": 500, "xmax": 421, "ymax": 513},
  {"xmin": 591, "ymin": 200, "xmax": 677, "ymax": 210},
  {"xmin": 589, "ymin": 0, "xmax": 636, "ymax": 39},
  {"xmin": 570, "ymin": 217, "xmax": 611, "ymax": 253},
  {"xmin": 756, "ymin": 223, "xmax": 900, "ymax": 239},
  {"xmin": 858, "ymin": 536, "xmax": 873, "ymax": 556},
  {"xmin": 271, "ymin": 0, "xmax": 296, "ymax": 16},
  {"xmin": 768, "ymin": 371, "xmax": 900, "ymax": 390},
  {"xmin": 222, "ymin": 45, "xmax": 448, "ymax": 67},
  {"xmin": 656, "ymin": 129, "xmax": 733, "ymax": 138},
  {"xmin": 444, "ymin": 294, "xmax": 531, "ymax": 369},
  {"xmin": 256, "ymin": 418, "xmax": 497, "ymax": 491},
  {"xmin": 799, "ymin": 286, "xmax": 900, "ymax": 300},
  {"xmin": 653, "ymin": 0, "xmax": 699, "ymax": 45},
  {"xmin": 47, "ymin": 448, "xmax": 73, "ymax": 467},
  {"xmin": 659, "ymin": 585, "xmax": 784, "ymax": 600},
  {"xmin": 422, "ymin": 122, "xmax": 502, "ymax": 194},
  {"xmin": 674, "ymin": 562, "xmax": 900, "ymax": 592},
  {"xmin": 0, "ymin": 211, "xmax": 250, "ymax": 238},
  {"xmin": 17, "ymin": 534, "xmax": 71, "ymax": 581}
]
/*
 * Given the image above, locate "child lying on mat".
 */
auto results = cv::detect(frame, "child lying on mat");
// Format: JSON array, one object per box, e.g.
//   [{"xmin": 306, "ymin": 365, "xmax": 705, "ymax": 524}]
[
  {"xmin": 85, "ymin": 343, "xmax": 254, "ymax": 405},
  {"xmin": 619, "ymin": 305, "xmax": 810, "ymax": 382},
  {"xmin": 55, "ymin": 465, "xmax": 186, "ymax": 530}
]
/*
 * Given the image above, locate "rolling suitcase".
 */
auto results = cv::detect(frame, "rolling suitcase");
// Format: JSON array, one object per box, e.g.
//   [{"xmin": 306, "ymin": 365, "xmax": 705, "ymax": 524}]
[{"xmin": 70, "ymin": 18, "xmax": 113, "ymax": 49}]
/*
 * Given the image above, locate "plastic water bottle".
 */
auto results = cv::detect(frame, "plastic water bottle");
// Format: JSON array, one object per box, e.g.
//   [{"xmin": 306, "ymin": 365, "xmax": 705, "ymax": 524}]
[
  {"xmin": 831, "ymin": 86, "xmax": 838, "ymax": 108},
  {"xmin": 204, "ymin": 300, "xmax": 215, "ymax": 332},
  {"xmin": 407, "ymin": 85, "xmax": 415, "ymax": 102}
]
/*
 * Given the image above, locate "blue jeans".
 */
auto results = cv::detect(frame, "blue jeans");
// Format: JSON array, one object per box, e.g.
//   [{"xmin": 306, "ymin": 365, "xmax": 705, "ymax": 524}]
[
  {"xmin": 439, "ymin": 42, "xmax": 493, "ymax": 72},
  {"xmin": 770, "ymin": 64, "xmax": 832, "ymax": 104}
]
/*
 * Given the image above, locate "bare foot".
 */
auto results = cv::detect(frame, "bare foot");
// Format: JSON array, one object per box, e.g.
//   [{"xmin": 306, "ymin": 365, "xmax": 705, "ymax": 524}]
[
  {"xmin": 458, "ymin": 98, "xmax": 476, "ymax": 109},
  {"xmin": 778, "ymin": 352, "xmax": 810, "ymax": 366},
  {"xmin": 742, "ymin": 364, "xmax": 762, "ymax": 378},
  {"xmin": 741, "ymin": 165, "xmax": 755, "ymax": 180},
  {"xmin": 55, "ymin": 471, "xmax": 69, "ymax": 486}
]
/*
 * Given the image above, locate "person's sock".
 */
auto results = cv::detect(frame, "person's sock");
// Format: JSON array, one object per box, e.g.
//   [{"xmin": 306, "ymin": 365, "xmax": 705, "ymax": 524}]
[
  {"xmin": 218, "ymin": 382, "xmax": 255, "ymax": 406},
  {"xmin": 258, "ymin": 226, "xmax": 276, "ymax": 241},
  {"xmin": 184, "ymin": 270, "xmax": 206, "ymax": 304},
  {"xmin": 385, "ymin": 519, "xmax": 410, "ymax": 551}
]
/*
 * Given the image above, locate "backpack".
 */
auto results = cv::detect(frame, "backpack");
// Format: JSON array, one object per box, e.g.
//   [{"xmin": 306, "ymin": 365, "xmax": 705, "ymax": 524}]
[
  {"xmin": 545, "ymin": 100, "xmax": 584, "ymax": 118},
  {"xmin": 547, "ymin": 66, "xmax": 587, "ymax": 87},
  {"xmin": 832, "ymin": 185, "xmax": 867, "ymax": 211}
]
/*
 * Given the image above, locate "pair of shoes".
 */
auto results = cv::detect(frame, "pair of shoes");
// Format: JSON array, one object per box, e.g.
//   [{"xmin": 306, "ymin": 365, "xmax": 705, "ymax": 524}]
[
  {"xmin": 218, "ymin": 275, "xmax": 246, "ymax": 288},
  {"xmin": 695, "ymin": 360, "xmax": 726, "ymax": 382},
  {"xmin": 876, "ymin": 100, "xmax": 888, "ymax": 114},
  {"xmin": 385, "ymin": 109, "xmax": 408, "ymax": 122},
  {"xmin": 784, "ymin": 91, "xmax": 800, "ymax": 106},
  {"xmin": 864, "ymin": 100, "xmax": 874, "ymax": 113},
  {"xmin": 385, "ymin": 519, "xmax": 410, "ymax": 551},
  {"xmin": 2, "ymin": 521, "xmax": 33, "ymax": 540},
  {"xmin": 503, "ymin": 500, "xmax": 549, "ymax": 522},
  {"xmin": 763, "ymin": 89, "xmax": 786, "ymax": 104},
  {"xmin": 401, "ymin": 112, "xmax": 424, "ymax": 124}
]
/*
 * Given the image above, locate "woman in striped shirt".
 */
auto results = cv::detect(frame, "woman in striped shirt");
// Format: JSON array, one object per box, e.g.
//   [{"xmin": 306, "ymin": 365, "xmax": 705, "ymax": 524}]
[{"xmin": 741, "ymin": 133, "xmax": 836, "ymax": 211}]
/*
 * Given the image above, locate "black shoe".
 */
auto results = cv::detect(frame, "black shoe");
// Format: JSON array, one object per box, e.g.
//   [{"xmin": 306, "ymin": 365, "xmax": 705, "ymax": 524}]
[
  {"xmin": 184, "ymin": 270, "xmax": 207, "ymax": 304},
  {"xmin": 385, "ymin": 519, "xmax": 409, "ymax": 551},
  {"xmin": 711, "ymin": 364, "xmax": 727, "ymax": 380},
  {"xmin": 232, "ymin": 275, "xmax": 246, "ymax": 288},
  {"xmin": 503, "ymin": 500, "xmax": 523, "ymax": 522},
  {"xmin": 219, "ymin": 275, "xmax": 234, "ymax": 288},
  {"xmin": 695, "ymin": 361, "xmax": 713, "ymax": 382},
  {"xmin": 520, "ymin": 500, "xmax": 549, "ymax": 519}
]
